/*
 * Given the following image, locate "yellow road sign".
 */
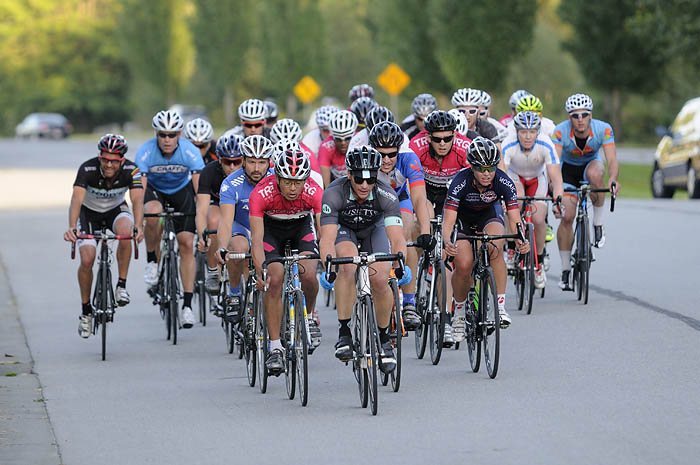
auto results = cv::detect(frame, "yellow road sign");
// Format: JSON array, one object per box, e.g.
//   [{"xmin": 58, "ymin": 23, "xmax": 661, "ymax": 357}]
[
  {"xmin": 377, "ymin": 63, "xmax": 411, "ymax": 96},
  {"xmin": 293, "ymin": 76, "xmax": 321, "ymax": 104}
]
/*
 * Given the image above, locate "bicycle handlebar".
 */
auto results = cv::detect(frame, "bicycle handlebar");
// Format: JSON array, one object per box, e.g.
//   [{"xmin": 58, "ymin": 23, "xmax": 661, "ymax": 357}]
[
  {"xmin": 266, "ymin": 253, "xmax": 320, "ymax": 265},
  {"xmin": 144, "ymin": 211, "xmax": 196, "ymax": 218},
  {"xmin": 219, "ymin": 249, "xmax": 252, "ymax": 262},
  {"xmin": 70, "ymin": 229, "xmax": 138, "ymax": 260},
  {"xmin": 565, "ymin": 183, "xmax": 617, "ymax": 212},
  {"xmin": 324, "ymin": 252, "xmax": 405, "ymax": 284}
]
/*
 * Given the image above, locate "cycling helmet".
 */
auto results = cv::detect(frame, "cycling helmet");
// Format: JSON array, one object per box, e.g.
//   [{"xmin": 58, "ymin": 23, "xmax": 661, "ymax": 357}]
[
  {"xmin": 184, "ymin": 118, "xmax": 214, "ymax": 143},
  {"xmin": 368, "ymin": 122, "xmax": 404, "ymax": 149},
  {"xmin": 270, "ymin": 118, "xmax": 303, "ymax": 144},
  {"xmin": 264, "ymin": 100, "xmax": 279, "ymax": 120},
  {"xmin": 516, "ymin": 95, "xmax": 543, "ymax": 114},
  {"xmin": 424, "ymin": 110, "xmax": 457, "ymax": 133},
  {"xmin": 480, "ymin": 91, "xmax": 492, "ymax": 108},
  {"xmin": 509, "ymin": 90, "xmax": 531, "ymax": 111},
  {"xmin": 345, "ymin": 146, "xmax": 382, "ymax": 172},
  {"xmin": 152, "ymin": 110, "xmax": 184, "ymax": 132},
  {"xmin": 240, "ymin": 135, "xmax": 274, "ymax": 159},
  {"xmin": 350, "ymin": 97, "xmax": 378, "ymax": 125},
  {"xmin": 315, "ymin": 105, "xmax": 340, "ymax": 128},
  {"xmin": 365, "ymin": 106, "xmax": 395, "ymax": 131},
  {"xmin": 238, "ymin": 98, "xmax": 267, "ymax": 122},
  {"xmin": 451, "ymin": 88, "xmax": 483, "ymax": 107},
  {"xmin": 329, "ymin": 110, "xmax": 358, "ymax": 138},
  {"xmin": 411, "ymin": 93, "xmax": 438, "ymax": 117},
  {"xmin": 216, "ymin": 133, "xmax": 242, "ymax": 158},
  {"xmin": 275, "ymin": 148, "xmax": 311, "ymax": 180},
  {"xmin": 348, "ymin": 84, "xmax": 375, "ymax": 102},
  {"xmin": 98, "ymin": 134, "xmax": 128, "ymax": 155},
  {"xmin": 448, "ymin": 109, "xmax": 469, "ymax": 135},
  {"xmin": 467, "ymin": 136, "xmax": 501, "ymax": 167},
  {"xmin": 513, "ymin": 111, "xmax": 542, "ymax": 131},
  {"xmin": 565, "ymin": 93, "xmax": 593, "ymax": 113}
]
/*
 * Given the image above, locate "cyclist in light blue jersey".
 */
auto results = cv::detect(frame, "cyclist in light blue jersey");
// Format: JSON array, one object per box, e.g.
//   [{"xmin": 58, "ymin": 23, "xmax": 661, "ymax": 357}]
[{"xmin": 136, "ymin": 110, "xmax": 205, "ymax": 328}]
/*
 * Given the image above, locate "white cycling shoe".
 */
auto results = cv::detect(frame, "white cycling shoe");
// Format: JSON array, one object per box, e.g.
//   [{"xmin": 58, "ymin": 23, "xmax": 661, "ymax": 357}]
[
  {"xmin": 144, "ymin": 262, "xmax": 158, "ymax": 286},
  {"xmin": 78, "ymin": 314, "xmax": 93, "ymax": 338},
  {"xmin": 181, "ymin": 306, "xmax": 195, "ymax": 328}
]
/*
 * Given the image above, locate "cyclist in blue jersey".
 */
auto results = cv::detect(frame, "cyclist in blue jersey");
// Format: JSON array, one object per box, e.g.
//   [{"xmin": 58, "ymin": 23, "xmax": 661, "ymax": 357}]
[
  {"xmin": 368, "ymin": 122, "xmax": 432, "ymax": 330},
  {"xmin": 216, "ymin": 135, "xmax": 274, "ymax": 323},
  {"xmin": 136, "ymin": 110, "xmax": 205, "ymax": 328},
  {"xmin": 551, "ymin": 93, "xmax": 620, "ymax": 291}
]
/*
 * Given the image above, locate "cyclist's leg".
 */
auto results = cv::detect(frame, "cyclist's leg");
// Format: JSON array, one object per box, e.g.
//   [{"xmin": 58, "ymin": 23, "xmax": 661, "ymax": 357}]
[
  {"xmin": 168, "ymin": 183, "xmax": 197, "ymax": 295},
  {"xmin": 557, "ymin": 162, "xmax": 582, "ymax": 258},
  {"xmin": 585, "ymin": 158, "xmax": 606, "ymax": 207},
  {"xmin": 112, "ymin": 204, "xmax": 134, "ymax": 281},
  {"xmin": 400, "ymin": 205, "xmax": 417, "ymax": 296},
  {"xmin": 531, "ymin": 172, "xmax": 549, "ymax": 257},
  {"xmin": 334, "ymin": 231, "xmax": 359, "ymax": 322},
  {"xmin": 264, "ymin": 262, "xmax": 284, "ymax": 341},
  {"xmin": 483, "ymin": 216, "xmax": 507, "ymax": 295},
  {"xmin": 451, "ymin": 234, "xmax": 474, "ymax": 302},
  {"xmin": 225, "ymin": 229, "xmax": 249, "ymax": 296},
  {"xmin": 295, "ymin": 219, "xmax": 319, "ymax": 314},
  {"xmin": 206, "ymin": 203, "xmax": 220, "ymax": 269},
  {"xmin": 78, "ymin": 243, "xmax": 96, "ymax": 305},
  {"xmin": 143, "ymin": 185, "xmax": 163, "ymax": 257},
  {"xmin": 364, "ymin": 227, "xmax": 392, "ymax": 329}
]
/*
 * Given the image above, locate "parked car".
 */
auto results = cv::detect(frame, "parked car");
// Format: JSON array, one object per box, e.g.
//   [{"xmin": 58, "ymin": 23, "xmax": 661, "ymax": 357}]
[
  {"xmin": 651, "ymin": 97, "xmax": 700, "ymax": 198},
  {"xmin": 15, "ymin": 113, "xmax": 73, "ymax": 139}
]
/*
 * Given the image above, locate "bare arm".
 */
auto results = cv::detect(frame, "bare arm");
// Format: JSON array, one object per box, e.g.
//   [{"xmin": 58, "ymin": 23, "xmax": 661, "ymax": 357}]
[
  {"xmin": 386, "ymin": 224, "xmax": 407, "ymax": 267},
  {"xmin": 321, "ymin": 166, "xmax": 331, "ymax": 189},
  {"xmin": 250, "ymin": 215, "xmax": 266, "ymax": 282},
  {"xmin": 602, "ymin": 144, "xmax": 619, "ymax": 194},
  {"xmin": 129, "ymin": 187, "xmax": 145, "ymax": 242},
  {"xmin": 64, "ymin": 186, "xmax": 87, "ymax": 242},
  {"xmin": 546, "ymin": 163, "xmax": 565, "ymax": 201},
  {"xmin": 319, "ymin": 223, "xmax": 338, "ymax": 267},
  {"xmin": 442, "ymin": 208, "xmax": 458, "ymax": 257},
  {"xmin": 408, "ymin": 184, "xmax": 431, "ymax": 236},
  {"xmin": 191, "ymin": 173, "xmax": 200, "ymax": 194},
  {"xmin": 195, "ymin": 193, "xmax": 211, "ymax": 248},
  {"xmin": 216, "ymin": 203, "xmax": 236, "ymax": 263}
]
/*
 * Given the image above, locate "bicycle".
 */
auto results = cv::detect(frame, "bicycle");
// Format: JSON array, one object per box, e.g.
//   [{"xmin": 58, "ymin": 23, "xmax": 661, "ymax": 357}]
[
  {"xmin": 325, "ymin": 252, "xmax": 405, "ymax": 416},
  {"xmin": 215, "ymin": 252, "xmax": 245, "ymax": 356},
  {"xmin": 144, "ymin": 205, "xmax": 194, "ymax": 345},
  {"xmin": 409, "ymin": 215, "xmax": 448, "ymax": 365},
  {"xmin": 71, "ymin": 227, "xmax": 138, "ymax": 360},
  {"xmin": 380, "ymin": 272, "xmax": 403, "ymax": 392},
  {"xmin": 513, "ymin": 195, "xmax": 561, "ymax": 314},
  {"xmin": 454, "ymin": 224, "xmax": 525, "ymax": 379},
  {"xmin": 194, "ymin": 228, "xmax": 217, "ymax": 326},
  {"xmin": 564, "ymin": 182, "xmax": 616, "ymax": 304}
]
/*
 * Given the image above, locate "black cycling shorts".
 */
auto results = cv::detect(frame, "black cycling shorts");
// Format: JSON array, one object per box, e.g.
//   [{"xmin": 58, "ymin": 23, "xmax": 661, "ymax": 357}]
[
  {"xmin": 335, "ymin": 224, "xmax": 391, "ymax": 255},
  {"xmin": 145, "ymin": 182, "xmax": 196, "ymax": 234},
  {"xmin": 561, "ymin": 161, "xmax": 592, "ymax": 190},
  {"xmin": 262, "ymin": 216, "xmax": 318, "ymax": 262},
  {"xmin": 77, "ymin": 202, "xmax": 132, "ymax": 248},
  {"xmin": 456, "ymin": 204, "xmax": 505, "ymax": 236},
  {"xmin": 426, "ymin": 186, "xmax": 447, "ymax": 215}
]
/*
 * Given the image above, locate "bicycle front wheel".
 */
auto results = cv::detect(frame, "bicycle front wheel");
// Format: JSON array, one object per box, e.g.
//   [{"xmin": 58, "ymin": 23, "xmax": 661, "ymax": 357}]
[
  {"xmin": 466, "ymin": 286, "xmax": 481, "ymax": 373},
  {"xmin": 99, "ymin": 265, "xmax": 109, "ymax": 361},
  {"xmin": 429, "ymin": 260, "xmax": 447, "ymax": 365},
  {"xmin": 365, "ymin": 296, "xmax": 379, "ymax": 416},
  {"xmin": 294, "ymin": 290, "xmax": 309, "ymax": 406},
  {"xmin": 283, "ymin": 293, "xmax": 296, "ymax": 401},
  {"xmin": 524, "ymin": 223, "xmax": 536, "ymax": 315},
  {"xmin": 196, "ymin": 253, "xmax": 207, "ymax": 326},
  {"xmin": 353, "ymin": 302, "xmax": 369, "ymax": 408},
  {"xmin": 482, "ymin": 268, "xmax": 500, "ymax": 379},
  {"xmin": 581, "ymin": 215, "xmax": 591, "ymax": 305},
  {"xmin": 414, "ymin": 256, "xmax": 429, "ymax": 359},
  {"xmin": 245, "ymin": 287, "xmax": 259, "ymax": 387},
  {"xmin": 256, "ymin": 300, "xmax": 268, "ymax": 394},
  {"xmin": 169, "ymin": 251, "xmax": 179, "ymax": 345},
  {"xmin": 389, "ymin": 278, "xmax": 402, "ymax": 392}
]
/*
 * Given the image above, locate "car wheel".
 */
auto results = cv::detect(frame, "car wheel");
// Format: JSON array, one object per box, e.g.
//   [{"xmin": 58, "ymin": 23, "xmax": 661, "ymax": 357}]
[
  {"xmin": 688, "ymin": 164, "xmax": 700, "ymax": 199},
  {"xmin": 651, "ymin": 164, "xmax": 675, "ymax": 198}
]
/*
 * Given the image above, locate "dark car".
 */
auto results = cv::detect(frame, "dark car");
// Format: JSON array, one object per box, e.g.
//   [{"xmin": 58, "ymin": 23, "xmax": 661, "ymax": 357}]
[{"xmin": 15, "ymin": 113, "xmax": 73, "ymax": 139}]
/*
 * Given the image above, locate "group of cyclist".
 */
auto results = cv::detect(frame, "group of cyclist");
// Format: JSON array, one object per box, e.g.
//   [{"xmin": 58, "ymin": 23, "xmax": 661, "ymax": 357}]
[{"xmin": 64, "ymin": 83, "xmax": 620, "ymax": 375}]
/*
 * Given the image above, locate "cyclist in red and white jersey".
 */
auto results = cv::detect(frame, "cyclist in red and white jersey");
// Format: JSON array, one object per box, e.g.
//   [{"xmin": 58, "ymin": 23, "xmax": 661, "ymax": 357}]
[
  {"xmin": 272, "ymin": 138, "xmax": 324, "ymax": 189},
  {"xmin": 319, "ymin": 110, "xmax": 358, "ymax": 187}
]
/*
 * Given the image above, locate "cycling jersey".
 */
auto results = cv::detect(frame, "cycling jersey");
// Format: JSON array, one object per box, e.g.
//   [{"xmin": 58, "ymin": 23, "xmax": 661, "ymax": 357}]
[
  {"xmin": 378, "ymin": 150, "xmax": 425, "ymax": 214},
  {"xmin": 445, "ymin": 168, "xmax": 518, "ymax": 214},
  {"xmin": 499, "ymin": 114, "xmax": 514, "ymax": 127},
  {"xmin": 408, "ymin": 130, "xmax": 471, "ymax": 190},
  {"xmin": 301, "ymin": 127, "xmax": 323, "ymax": 157},
  {"xmin": 502, "ymin": 133, "xmax": 559, "ymax": 179},
  {"xmin": 348, "ymin": 127, "xmax": 411, "ymax": 153},
  {"xmin": 197, "ymin": 160, "xmax": 227, "ymax": 205},
  {"xmin": 135, "ymin": 137, "xmax": 204, "ymax": 195},
  {"xmin": 318, "ymin": 136, "xmax": 347, "ymax": 180},
  {"xmin": 249, "ymin": 175, "xmax": 323, "ymax": 221},
  {"xmin": 203, "ymin": 145, "xmax": 218, "ymax": 164},
  {"xmin": 505, "ymin": 116, "xmax": 557, "ymax": 139},
  {"xmin": 220, "ymin": 167, "xmax": 273, "ymax": 233},
  {"xmin": 551, "ymin": 118, "xmax": 615, "ymax": 166},
  {"xmin": 73, "ymin": 157, "xmax": 142, "ymax": 212},
  {"xmin": 299, "ymin": 141, "xmax": 321, "ymax": 174},
  {"xmin": 400, "ymin": 114, "xmax": 420, "ymax": 141}
]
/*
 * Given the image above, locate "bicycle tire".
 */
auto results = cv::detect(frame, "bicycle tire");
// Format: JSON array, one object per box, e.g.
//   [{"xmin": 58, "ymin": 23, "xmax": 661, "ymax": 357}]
[
  {"xmin": 284, "ymin": 292, "xmax": 296, "ymax": 401},
  {"xmin": 163, "ymin": 255, "xmax": 172, "ymax": 341},
  {"xmin": 354, "ymin": 301, "xmax": 368, "ymax": 409},
  {"xmin": 389, "ymin": 278, "xmax": 402, "ymax": 392},
  {"xmin": 256, "ymin": 300, "xmax": 268, "ymax": 394},
  {"xmin": 294, "ymin": 290, "xmax": 309, "ymax": 406},
  {"xmin": 366, "ymin": 296, "xmax": 379, "ymax": 416},
  {"xmin": 582, "ymin": 216, "xmax": 591, "ymax": 305},
  {"xmin": 575, "ymin": 218, "xmax": 585, "ymax": 301},
  {"xmin": 429, "ymin": 260, "xmax": 446, "ymax": 365},
  {"xmin": 515, "ymin": 252, "xmax": 525, "ymax": 311},
  {"xmin": 414, "ymin": 256, "xmax": 429, "ymax": 359},
  {"xmin": 99, "ymin": 262, "xmax": 108, "ymax": 361},
  {"xmin": 482, "ymin": 268, "xmax": 500, "ymax": 379},
  {"xmin": 524, "ymin": 223, "xmax": 536, "ymax": 315},
  {"xmin": 245, "ymin": 286, "xmax": 259, "ymax": 387},
  {"xmin": 169, "ymin": 250, "xmax": 179, "ymax": 345},
  {"xmin": 466, "ymin": 288, "xmax": 481, "ymax": 373},
  {"xmin": 196, "ymin": 252, "xmax": 206, "ymax": 326}
]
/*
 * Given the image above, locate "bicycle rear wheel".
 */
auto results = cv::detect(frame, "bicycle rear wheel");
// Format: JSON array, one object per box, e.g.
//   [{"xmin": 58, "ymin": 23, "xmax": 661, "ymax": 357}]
[
  {"xmin": 256, "ymin": 301, "xmax": 268, "ymax": 394},
  {"xmin": 389, "ymin": 278, "xmax": 402, "ymax": 392},
  {"xmin": 482, "ymin": 269, "xmax": 500, "ymax": 379},
  {"xmin": 366, "ymin": 296, "xmax": 379, "ymax": 416},
  {"xmin": 353, "ymin": 302, "xmax": 369, "ymax": 409},
  {"xmin": 294, "ymin": 291, "xmax": 309, "ymax": 406},
  {"xmin": 169, "ymin": 251, "xmax": 179, "ymax": 345},
  {"xmin": 524, "ymin": 223, "xmax": 536, "ymax": 315},
  {"xmin": 414, "ymin": 257, "xmax": 429, "ymax": 359},
  {"xmin": 429, "ymin": 260, "xmax": 447, "ymax": 365},
  {"xmin": 466, "ymin": 286, "xmax": 481, "ymax": 372},
  {"xmin": 245, "ymin": 286, "xmax": 259, "ymax": 387}
]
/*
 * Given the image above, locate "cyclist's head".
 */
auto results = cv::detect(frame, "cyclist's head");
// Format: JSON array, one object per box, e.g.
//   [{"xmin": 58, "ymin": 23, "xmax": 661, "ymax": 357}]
[
  {"xmin": 315, "ymin": 105, "xmax": 340, "ymax": 140},
  {"xmin": 184, "ymin": 118, "xmax": 214, "ymax": 156},
  {"xmin": 479, "ymin": 91, "xmax": 492, "ymax": 119},
  {"xmin": 425, "ymin": 110, "xmax": 456, "ymax": 157},
  {"xmin": 241, "ymin": 135, "xmax": 274, "ymax": 183},
  {"xmin": 369, "ymin": 122, "xmax": 403, "ymax": 174},
  {"xmin": 329, "ymin": 110, "xmax": 358, "ymax": 154},
  {"xmin": 152, "ymin": 110, "xmax": 183, "ymax": 154},
  {"xmin": 238, "ymin": 99, "xmax": 266, "ymax": 136},
  {"xmin": 451, "ymin": 88, "xmax": 482, "ymax": 127},
  {"xmin": 345, "ymin": 146, "xmax": 381, "ymax": 200},
  {"xmin": 270, "ymin": 118, "xmax": 302, "ymax": 144},
  {"xmin": 509, "ymin": 89, "xmax": 531, "ymax": 114},
  {"xmin": 348, "ymin": 84, "xmax": 374, "ymax": 102},
  {"xmin": 516, "ymin": 95, "xmax": 543, "ymax": 115},
  {"xmin": 275, "ymin": 148, "xmax": 310, "ymax": 200},
  {"xmin": 365, "ymin": 106, "xmax": 395, "ymax": 131},
  {"xmin": 98, "ymin": 134, "xmax": 127, "ymax": 175},
  {"xmin": 350, "ymin": 96, "xmax": 378, "ymax": 129},
  {"xmin": 216, "ymin": 133, "xmax": 242, "ymax": 175},
  {"xmin": 412, "ymin": 93, "xmax": 438, "ymax": 131},
  {"xmin": 514, "ymin": 111, "xmax": 541, "ymax": 150},
  {"xmin": 448, "ymin": 109, "xmax": 469, "ymax": 136},
  {"xmin": 566, "ymin": 93, "xmax": 593, "ymax": 133},
  {"xmin": 264, "ymin": 100, "xmax": 278, "ymax": 128},
  {"xmin": 467, "ymin": 136, "xmax": 500, "ymax": 185}
]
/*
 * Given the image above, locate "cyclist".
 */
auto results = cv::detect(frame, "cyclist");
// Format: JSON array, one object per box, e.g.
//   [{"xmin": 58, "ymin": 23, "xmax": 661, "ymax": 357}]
[
  {"xmin": 249, "ymin": 150, "xmax": 323, "ymax": 375},
  {"xmin": 273, "ymin": 138, "xmax": 324, "ymax": 189},
  {"xmin": 216, "ymin": 135, "xmax": 274, "ymax": 322},
  {"xmin": 302, "ymin": 105, "xmax": 339, "ymax": 156},
  {"xmin": 479, "ymin": 91, "xmax": 507, "ymax": 142},
  {"xmin": 264, "ymin": 100, "xmax": 279, "ymax": 129},
  {"xmin": 184, "ymin": 118, "xmax": 217, "ymax": 163},
  {"xmin": 499, "ymin": 89, "xmax": 531, "ymax": 127},
  {"xmin": 137, "ymin": 110, "xmax": 204, "ymax": 328},
  {"xmin": 442, "ymin": 137, "xmax": 530, "ymax": 341},
  {"xmin": 348, "ymin": 83, "xmax": 374, "ymax": 103},
  {"xmin": 350, "ymin": 96, "xmax": 378, "ymax": 130},
  {"xmin": 229, "ymin": 98, "xmax": 271, "ymax": 139},
  {"xmin": 501, "ymin": 112, "xmax": 564, "ymax": 288},
  {"xmin": 64, "ymin": 134, "xmax": 144, "ymax": 338},
  {"xmin": 349, "ymin": 106, "xmax": 410, "ymax": 153},
  {"xmin": 552, "ymin": 93, "xmax": 620, "ymax": 290},
  {"xmin": 368, "ymin": 122, "xmax": 432, "ymax": 330},
  {"xmin": 195, "ymin": 133, "xmax": 243, "ymax": 296},
  {"xmin": 401, "ymin": 93, "xmax": 439, "ymax": 140},
  {"xmin": 270, "ymin": 118, "xmax": 321, "ymax": 170},
  {"xmin": 318, "ymin": 146, "xmax": 409, "ymax": 374},
  {"xmin": 451, "ymin": 88, "xmax": 500, "ymax": 143},
  {"xmin": 319, "ymin": 110, "xmax": 358, "ymax": 187},
  {"xmin": 504, "ymin": 94, "xmax": 557, "ymax": 138},
  {"xmin": 448, "ymin": 109, "xmax": 479, "ymax": 140}
]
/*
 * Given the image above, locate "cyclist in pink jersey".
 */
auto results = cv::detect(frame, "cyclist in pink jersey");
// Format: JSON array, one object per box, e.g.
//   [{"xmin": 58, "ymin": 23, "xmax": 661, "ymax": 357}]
[{"xmin": 319, "ymin": 110, "xmax": 358, "ymax": 187}]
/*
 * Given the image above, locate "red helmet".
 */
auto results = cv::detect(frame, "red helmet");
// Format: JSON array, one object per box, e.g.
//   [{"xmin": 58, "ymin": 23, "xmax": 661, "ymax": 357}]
[
  {"xmin": 275, "ymin": 149, "xmax": 311, "ymax": 180},
  {"xmin": 98, "ymin": 134, "xmax": 128, "ymax": 156}
]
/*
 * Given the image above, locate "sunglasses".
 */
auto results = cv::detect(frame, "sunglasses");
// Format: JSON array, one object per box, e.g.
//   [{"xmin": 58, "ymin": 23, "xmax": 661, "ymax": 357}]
[
  {"xmin": 243, "ymin": 122, "xmax": 264, "ymax": 128},
  {"xmin": 352, "ymin": 175, "xmax": 377, "ymax": 185},
  {"xmin": 473, "ymin": 165, "xmax": 496, "ymax": 173},
  {"xmin": 459, "ymin": 108, "xmax": 479, "ymax": 115},
  {"xmin": 221, "ymin": 158, "xmax": 243, "ymax": 167},
  {"xmin": 479, "ymin": 110, "xmax": 488, "ymax": 117},
  {"xmin": 158, "ymin": 132, "xmax": 179, "ymax": 139},
  {"xmin": 570, "ymin": 112, "xmax": 590, "ymax": 120},
  {"xmin": 380, "ymin": 150, "xmax": 398, "ymax": 159},
  {"xmin": 430, "ymin": 134, "xmax": 454, "ymax": 144},
  {"xmin": 334, "ymin": 136, "xmax": 352, "ymax": 143},
  {"xmin": 99, "ymin": 156, "xmax": 124, "ymax": 164}
]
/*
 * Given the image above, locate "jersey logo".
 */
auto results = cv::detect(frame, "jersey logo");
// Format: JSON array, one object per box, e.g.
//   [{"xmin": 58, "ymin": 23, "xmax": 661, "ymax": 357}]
[
  {"xmin": 221, "ymin": 184, "xmax": 228, "ymax": 193},
  {"xmin": 480, "ymin": 190, "xmax": 497, "ymax": 203},
  {"xmin": 322, "ymin": 204, "xmax": 331, "ymax": 214},
  {"xmin": 377, "ymin": 187, "xmax": 397, "ymax": 201},
  {"xmin": 150, "ymin": 165, "xmax": 189, "ymax": 174},
  {"xmin": 304, "ymin": 182, "xmax": 318, "ymax": 196},
  {"xmin": 258, "ymin": 183, "xmax": 276, "ymax": 198},
  {"xmin": 451, "ymin": 178, "xmax": 467, "ymax": 195},
  {"xmin": 84, "ymin": 166, "xmax": 97, "ymax": 172},
  {"xmin": 604, "ymin": 127, "xmax": 612, "ymax": 140}
]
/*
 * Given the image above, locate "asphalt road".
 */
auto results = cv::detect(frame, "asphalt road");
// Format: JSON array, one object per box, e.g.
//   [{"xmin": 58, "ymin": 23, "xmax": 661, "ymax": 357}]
[{"xmin": 1, "ymin": 200, "xmax": 699, "ymax": 465}]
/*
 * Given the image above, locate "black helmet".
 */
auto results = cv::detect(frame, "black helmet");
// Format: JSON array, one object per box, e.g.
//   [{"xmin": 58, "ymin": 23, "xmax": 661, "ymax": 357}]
[
  {"xmin": 424, "ymin": 110, "xmax": 457, "ymax": 133},
  {"xmin": 348, "ymin": 84, "xmax": 375, "ymax": 102},
  {"xmin": 350, "ymin": 97, "xmax": 378, "ymax": 125},
  {"xmin": 467, "ymin": 136, "xmax": 501, "ymax": 167},
  {"xmin": 365, "ymin": 106, "xmax": 395, "ymax": 131},
  {"xmin": 369, "ymin": 122, "xmax": 403, "ymax": 149},
  {"xmin": 98, "ymin": 134, "xmax": 128, "ymax": 155},
  {"xmin": 345, "ymin": 146, "xmax": 382, "ymax": 172},
  {"xmin": 411, "ymin": 93, "xmax": 438, "ymax": 117}
]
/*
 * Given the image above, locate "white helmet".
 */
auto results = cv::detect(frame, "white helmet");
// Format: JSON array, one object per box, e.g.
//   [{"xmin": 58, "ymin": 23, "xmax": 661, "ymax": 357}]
[
  {"xmin": 238, "ymin": 98, "xmax": 267, "ymax": 122},
  {"xmin": 220, "ymin": 128, "xmax": 244, "ymax": 144},
  {"xmin": 448, "ymin": 109, "xmax": 469, "ymax": 135},
  {"xmin": 152, "ymin": 110, "xmax": 184, "ymax": 132},
  {"xmin": 275, "ymin": 146, "xmax": 311, "ymax": 180},
  {"xmin": 240, "ymin": 135, "xmax": 274, "ymax": 159},
  {"xmin": 270, "ymin": 118, "xmax": 302, "ymax": 144},
  {"xmin": 565, "ymin": 93, "xmax": 594, "ymax": 113},
  {"xmin": 480, "ymin": 91, "xmax": 492, "ymax": 107},
  {"xmin": 315, "ymin": 105, "xmax": 340, "ymax": 128},
  {"xmin": 184, "ymin": 118, "xmax": 213, "ymax": 143},
  {"xmin": 451, "ymin": 88, "xmax": 483, "ymax": 107},
  {"xmin": 329, "ymin": 110, "xmax": 358, "ymax": 138},
  {"xmin": 509, "ymin": 90, "xmax": 531, "ymax": 111}
]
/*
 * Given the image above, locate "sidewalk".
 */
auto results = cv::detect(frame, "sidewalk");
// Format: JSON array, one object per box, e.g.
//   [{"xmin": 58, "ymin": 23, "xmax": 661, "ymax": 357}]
[{"xmin": 0, "ymin": 254, "xmax": 62, "ymax": 465}]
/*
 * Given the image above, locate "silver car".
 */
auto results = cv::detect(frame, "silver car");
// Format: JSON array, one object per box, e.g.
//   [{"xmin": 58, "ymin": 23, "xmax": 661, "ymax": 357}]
[{"xmin": 15, "ymin": 113, "xmax": 72, "ymax": 139}]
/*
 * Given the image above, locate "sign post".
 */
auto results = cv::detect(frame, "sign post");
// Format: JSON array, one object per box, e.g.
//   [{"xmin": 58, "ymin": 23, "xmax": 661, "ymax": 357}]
[
  {"xmin": 377, "ymin": 63, "xmax": 411, "ymax": 116},
  {"xmin": 293, "ymin": 76, "xmax": 321, "ymax": 121}
]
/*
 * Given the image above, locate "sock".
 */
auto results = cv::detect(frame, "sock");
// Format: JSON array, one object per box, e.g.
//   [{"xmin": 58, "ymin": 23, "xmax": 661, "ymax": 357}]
[
  {"xmin": 147, "ymin": 251, "xmax": 157, "ymax": 263},
  {"xmin": 402, "ymin": 293, "xmax": 415, "ymax": 306},
  {"xmin": 82, "ymin": 302, "xmax": 92, "ymax": 316},
  {"xmin": 560, "ymin": 250, "xmax": 571, "ymax": 271},
  {"xmin": 338, "ymin": 318, "xmax": 351, "ymax": 337},
  {"xmin": 593, "ymin": 205, "xmax": 604, "ymax": 226},
  {"xmin": 207, "ymin": 265, "xmax": 218, "ymax": 272},
  {"xmin": 117, "ymin": 278, "xmax": 126, "ymax": 288},
  {"xmin": 454, "ymin": 298, "xmax": 467, "ymax": 316},
  {"xmin": 183, "ymin": 292, "xmax": 193, "ymax": 308},
  {"xmin": 378, "ymin": 326, "xmax": 389, "ymax": 344},
  {"xmin": 497, "ymin": 294, "xmax": 506, "ymax": 311},
  {"xmin": 269, "ymin": 339, "xmax": 283, "ymax": 352},
  {"xmin": 537, "ymin": 254, "xmax": 545, "ymax": 266},
  {"xmin": 229, "ymin": 285, "xmax": 241, "ymax": 297}
]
